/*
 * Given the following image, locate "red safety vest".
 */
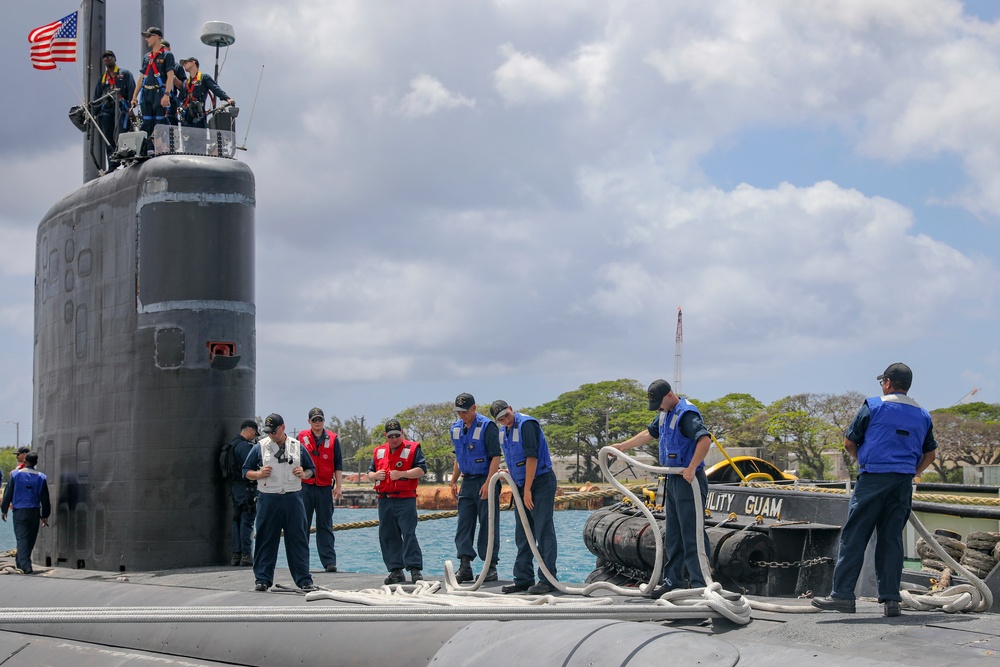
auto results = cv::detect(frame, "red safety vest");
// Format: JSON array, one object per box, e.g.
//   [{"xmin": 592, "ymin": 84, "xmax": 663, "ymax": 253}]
[
  {"xmin": 372, "ymin": 440, "xmax": 420, "ymax": 498},
  {"xmin": 298, "ymin": 428, "xmax": 338, "ymax": 487}
]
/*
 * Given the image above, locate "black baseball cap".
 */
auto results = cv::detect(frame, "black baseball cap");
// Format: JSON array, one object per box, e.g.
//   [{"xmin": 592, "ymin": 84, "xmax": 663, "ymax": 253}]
[
  {"xmin": 877, "ymin": 363, "xmax": 913, "ymax": 390},
  {"xmin": 180, "ymin": 56, "xmax": 199, "ymax": 67},
  {"xmin": 102, "ymin": 50, "xmax": 115, "ymax": 59},
  {"xmin": 16, "ymin": 446, "xmax": 30, "ymax": 455},
  {"xmin": 262, "ymin": 413, "xmax": 284, "ymax": 434},
  {"xmin": 647, "ymin": 379, "xmax": 672, "ymax": 410},
  {"xmin": 308, "ymin": 407, "xmax": 324, "ymax": 421},
  {"xmin": 142, "ymin": 26, "xmax": 163, "ymax": 37},
  {"xmin": 489, "ymin": 400, "xmax": 511, "ymax": 421},
  {"xmin": 384, "ymin": 419, "xmax": 402, "ymax": 436},
  {"xmin": 240, "ymin": 419, "xmax": 258, "ymax": 432},
  {"xmin": 454, "ymin": 393, "xmax": 475, "ymax": 412}
]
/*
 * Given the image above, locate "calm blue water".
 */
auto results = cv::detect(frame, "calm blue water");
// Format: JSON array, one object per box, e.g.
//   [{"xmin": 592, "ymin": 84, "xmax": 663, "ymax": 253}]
[
  {"xmin": 290, "ymin": 509, "xmax": 599, "ymax": 583},
  {"xmin": 0, "ymin": 509, "xmax": 601, "ymax": 582}
]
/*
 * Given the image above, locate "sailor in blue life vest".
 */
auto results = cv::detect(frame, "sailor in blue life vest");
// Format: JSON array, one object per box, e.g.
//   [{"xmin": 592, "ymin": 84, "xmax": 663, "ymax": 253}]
[
  {"xmin": 612, "ymin": 380, "xmax": 713, "ymax": 596},
  {"xmin": 1, "ymin": 451, "xmax": 51, "ymax": 574},
  {"xmin": 489, "ymin": 400, "xmax": 559, "ymax": 595},
  {"xmin": 91, "ymin": 50, "xmax": 135, "ymax": 168},
  {"xmin": 449, "ymin": 393, "xmax": 502, "ymax": 583},
  {"xmin": 242, "ymin": 413, "xmax": 318, "ymax": 592},
  {"xmin": 178, "ymin": 57, "xmax": 235, "ymax": 128},
  {"xmin": 296, "ymin": 407, "xmax": 344, "ymax": 573},
  {"xmin": 128, "ymin": 27, "xmax": 177, "ymax": 138},
  {"xmin": 229, "ymin": 419, "xmax": 259, "ymax": 567},
  {"xmin": 813, "ymin": 363, "xmax": 937, "ymax": 618},
  {"xmin": 368, "ymin": 419, "xmax": 427, "ymax": 585}
]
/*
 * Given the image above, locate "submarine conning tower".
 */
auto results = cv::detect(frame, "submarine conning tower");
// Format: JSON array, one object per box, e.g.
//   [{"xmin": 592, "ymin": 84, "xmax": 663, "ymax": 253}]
[{"xmin": 33, "ymin": 155, "xmax": 256, "ymax": 571}]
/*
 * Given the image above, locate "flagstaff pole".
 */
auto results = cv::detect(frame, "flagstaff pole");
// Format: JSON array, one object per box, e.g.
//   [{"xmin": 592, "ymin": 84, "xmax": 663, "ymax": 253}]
[{"xmin": 80, "ymin": 0, "xmax": 106, "ymax": 182}]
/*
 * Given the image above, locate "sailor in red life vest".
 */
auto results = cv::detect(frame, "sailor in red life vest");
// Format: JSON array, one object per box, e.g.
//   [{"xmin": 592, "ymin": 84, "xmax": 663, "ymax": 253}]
[
  {"xmin": 128, "ymin": 27, "xmax": 176, "ymax": 138},
  {"xmin": 367, "ymin": 419, "xmax": 427, "ymax": 585},
  {"xmin": 177, "ymin": 57, "xmax": 234, "ymax": 128},
  {"xmin": 297, "ymin": 407, "xmax": 343, "ymax": 573}
]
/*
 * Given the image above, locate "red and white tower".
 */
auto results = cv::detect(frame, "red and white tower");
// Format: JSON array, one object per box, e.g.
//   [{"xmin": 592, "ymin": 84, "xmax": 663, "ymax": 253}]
[{"xmin": 673, "ymin": 306, "xmax": 683, "ymax": 396}]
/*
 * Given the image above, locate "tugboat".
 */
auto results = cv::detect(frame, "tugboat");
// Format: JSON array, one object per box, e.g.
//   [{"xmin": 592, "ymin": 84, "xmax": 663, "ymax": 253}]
[{"xmin": 584, "ymin": 455, "xmax": 1000, "ymax": 607}]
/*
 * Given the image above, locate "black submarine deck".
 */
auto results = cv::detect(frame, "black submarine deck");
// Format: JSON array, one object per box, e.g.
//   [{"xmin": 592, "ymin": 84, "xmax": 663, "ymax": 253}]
[{"xmin": 0, "ymin": 564, "xmax": 995, "ymax": 666}]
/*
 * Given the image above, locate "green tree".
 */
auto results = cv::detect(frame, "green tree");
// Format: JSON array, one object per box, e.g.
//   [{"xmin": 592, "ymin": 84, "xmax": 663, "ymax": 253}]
[
  {"xmin": 815, "ymin": 391, "xmax": 865, "ymax": 478},
  {"xmin": 934, "ymin": 402, "xmax": 1000, "ymax": 423},
  {"xmin": 530, "ymin": 379, "xmax": 648, "ymax": 482},
  {"xmin": 927, "ymin": 411, "xmax": 1000, "ymax": 483},
  {"xmin": 697, "ymin": 393, "xmax": 767, "ymax": 447},
  {"xmin": 326, "ymin": 415, "xmax": 375, "ymax": 482},
  {"xmin": 0, "ymin": 448, "xmax": 18, "ymax": 481},
  {"xmin": 763, "ymin": 394, "xmax": 843, "ymax": 479}
]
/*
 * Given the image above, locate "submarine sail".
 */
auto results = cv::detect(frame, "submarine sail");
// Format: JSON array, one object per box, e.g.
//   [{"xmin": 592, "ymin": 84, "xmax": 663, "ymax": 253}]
[{"xmin": 33, "ymin": 154, "xmax": 256, "ymax": 571}]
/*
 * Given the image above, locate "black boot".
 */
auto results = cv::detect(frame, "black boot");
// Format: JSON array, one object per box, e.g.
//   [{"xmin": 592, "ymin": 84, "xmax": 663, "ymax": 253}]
[
  {"xmin": 456, "ymin": 557, "xmax": 473, "ymax": 583},
  {"xmin": 484, "ymin": 562, "xmax": 498, "ymax": 582}
]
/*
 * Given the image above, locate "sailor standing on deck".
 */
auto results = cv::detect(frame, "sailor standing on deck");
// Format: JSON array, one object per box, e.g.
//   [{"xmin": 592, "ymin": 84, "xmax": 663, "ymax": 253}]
[
  {"xmin": 490, "ymin": 400, "xmax": 558, "ymax": 595},
  {"xmin": 129, "ymin": 27, "xmax": 176, "ymax": 139},
  {"xmin": 177, "ymin": 57, "xmax": 235, "ymax": 128},
  {"xmin": 297, "ymin": 407, "xmax": 344, "ymax": 573},
  {"xmin": 91, "ymin": 50, "xmax": 135, "ymax": 168},
  {"xmin": 368, "ymin": 419, "xmax": 426, "ymax": 585},
  {"xmin": 242, "ymin": 413, "xmax": 317, "ymax": 592},
  {"xmin": 229, "ymin": 419, "xmax": 259, "ymax": 567},
  {"xmin": 449, "ymin": 393, "xmax": 502, "ymax": 583},
  {"xmin": 612, "ymin": 380, "xmax": 712, "ymax": 597},
  {"xmin": 813, "ymin": 363, "xmax": 937, "ymax": 617},
  {"xmin": 1, "ymin": 452, "xmax": 51, "ymax": 574}
]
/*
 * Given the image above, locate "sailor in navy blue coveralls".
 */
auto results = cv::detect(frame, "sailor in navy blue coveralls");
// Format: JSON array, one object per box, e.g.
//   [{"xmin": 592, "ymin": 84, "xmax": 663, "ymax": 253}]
[
  {"xmin": 449, "ymin": 393, "xmax": 502, "ymax": 582},
  {"xmin": 613, "ymin": 380, "xmax": 713, "ymax": 594},
  {"xmin": 130, "ymin": 28, "xmax": 176, "ymax": 138},
  {"xmin": 490, "ymin": 400, "xmax": 558, "ymax": 595},
  {"xmin": 813, "ymin": 363, "xmax": 936, "ymax": 617}
]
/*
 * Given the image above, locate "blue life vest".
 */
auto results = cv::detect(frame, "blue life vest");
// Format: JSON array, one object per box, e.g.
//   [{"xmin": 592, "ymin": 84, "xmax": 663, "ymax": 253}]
[
  {"xmin": 9, "ymin": 468, "xmax": 47, "ymax": 509},
  {"xmin": 498, "ymin": 413, "xmax": 553, "ymax": 486},
  {"xmin": 451, "ymin": 412, "xmax": 492, "ymax": 476},
  {"xmin": 858, "ymin": 395, "xmax": 932, "ymax": 474},
  {"xmin": 657, "ymin": 398, "xmax": 704, "ymax": 471}
]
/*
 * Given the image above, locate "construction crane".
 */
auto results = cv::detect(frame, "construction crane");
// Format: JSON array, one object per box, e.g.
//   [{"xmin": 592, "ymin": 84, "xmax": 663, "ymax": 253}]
[
  {"xmin": 953, "ymin": 388, "xmax": 980, "ymax": 406},
  {"xmin": 673, "ymin": 306, "xmax": 682, "ymax": 396}
]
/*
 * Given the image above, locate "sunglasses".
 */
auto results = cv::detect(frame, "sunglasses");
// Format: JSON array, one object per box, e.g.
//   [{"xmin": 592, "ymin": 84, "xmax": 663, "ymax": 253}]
[{"xmin": 310, "ymin": 417, "xmax": 324, "ymax": 423}]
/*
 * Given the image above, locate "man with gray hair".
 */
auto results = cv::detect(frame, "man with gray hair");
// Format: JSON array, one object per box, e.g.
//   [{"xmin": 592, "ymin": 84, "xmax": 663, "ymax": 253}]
[{"xmin": 813, "ymin": 363, "xmax": 936, "ymax": 617}]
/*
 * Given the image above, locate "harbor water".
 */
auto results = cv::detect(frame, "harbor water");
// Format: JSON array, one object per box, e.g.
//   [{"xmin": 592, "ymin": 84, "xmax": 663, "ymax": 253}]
[
  {"xmin": 0, "ymin": 509, "xmax": 602, "ymax": 582},
  {"xmin": 299, "ymin": 508, "xmax": 598, "ymax": 582}
]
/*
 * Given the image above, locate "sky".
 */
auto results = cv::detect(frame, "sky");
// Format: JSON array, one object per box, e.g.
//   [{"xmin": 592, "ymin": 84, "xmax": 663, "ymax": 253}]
[{"xmin": 2, "ymin": 0, "xmax": 1000, "ymax": 445}]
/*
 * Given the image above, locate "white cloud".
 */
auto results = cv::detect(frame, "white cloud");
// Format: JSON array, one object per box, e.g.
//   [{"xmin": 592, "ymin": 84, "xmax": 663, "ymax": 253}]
[
  {"xmin": 494, "ymin": 43, "xmax": 575, "ymax": 105},
  {"xmin": 397, "ymin": 75, "xmax": 475, "ymax": 117}
]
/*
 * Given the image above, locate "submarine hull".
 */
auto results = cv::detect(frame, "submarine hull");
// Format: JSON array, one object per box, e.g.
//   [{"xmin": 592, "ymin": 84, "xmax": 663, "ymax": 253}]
[{"xmin": 33, "ymin": 155, "xmax": 256, "ymax": 572}]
